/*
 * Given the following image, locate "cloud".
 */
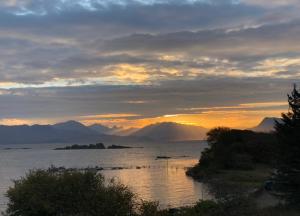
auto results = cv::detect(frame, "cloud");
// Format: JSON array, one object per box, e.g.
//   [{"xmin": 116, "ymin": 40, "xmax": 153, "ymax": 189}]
[
  {"xmin": 80, "ymin": 113, "xmax": 141, "ymax": 120},
  {"xmin": 0, "ymin": 0, "xmax": 296, "ymax": 88},
  {"xmin": 180, "ymin": 101, "xmax": 287, "ymax": 112},
  {"xmin": 2, "ymin": 25, "xmax": 300, "ymax": 87},
  {"xmin": 102, "ymin": 21, "xmax": 300, "ymax": 58},
  {"xmin": 0, "ymin": 77, "xmax": 293, "ymax": 120},
  {"xmin": 0, "ymin": 0, "xmax": 298, "ymax": 127},
  {"xmin": 242, "ymin": 0, "xmax": 299, "ymax": 8}
]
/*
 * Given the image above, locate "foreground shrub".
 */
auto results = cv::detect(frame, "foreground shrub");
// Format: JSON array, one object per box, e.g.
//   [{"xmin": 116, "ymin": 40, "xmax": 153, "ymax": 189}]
[
  {"xmin": 206, "ymin": 127, "xmax": 277, "ymax": 169},
  {"xmin": 138, "ymin": 201, "xmax": 160, "ymax": 216},
  {"xmin": 5, "ymin": 169, "xmax": 135, "ymax": 216},
  {"xmin": 274, "ymin": 85, "xmax": 300, "ymax": 206},
  {"xmin": 5, "ymin": 168, "xmax": 299, "ymax": 216}
]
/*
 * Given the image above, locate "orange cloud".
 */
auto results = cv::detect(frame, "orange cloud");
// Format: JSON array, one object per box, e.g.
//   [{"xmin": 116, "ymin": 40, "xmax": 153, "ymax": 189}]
[
  {"xmin": 0, "ymin": 118, "xmax": 58, "ymax": 126},
  {"xmin": 0, "ymin": 118, "xmax": 31, "ymax": 125},
  {"xmin": 106, "ymin": 64, "xmax": 150, "ymax": 84}
]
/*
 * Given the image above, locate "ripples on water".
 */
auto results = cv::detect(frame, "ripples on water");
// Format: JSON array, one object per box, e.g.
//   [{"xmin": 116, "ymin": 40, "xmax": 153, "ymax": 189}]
[{"xmin": 0, "ymin": 141, "xmax": 211, "ymax": 210}]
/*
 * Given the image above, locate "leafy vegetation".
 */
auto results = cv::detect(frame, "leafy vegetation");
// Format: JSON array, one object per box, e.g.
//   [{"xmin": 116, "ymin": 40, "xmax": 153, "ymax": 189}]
[
  {"xmin": 274, "ymin": 85, "xmax": 300, "ymax": 206},
  {"xmin": 141, "ymin": 199, "xmax": 299, "ymax": 216},
  {"xmin": 186, "ymin": 127, "xmax": 277, "ymax": 181},
  {"xmin": 186, "ymin": 85, "xmax": 300, "ymax": 214},
  {"xmin": 5, "ymin": 169, "xmax": 135, "ymax": 216}
]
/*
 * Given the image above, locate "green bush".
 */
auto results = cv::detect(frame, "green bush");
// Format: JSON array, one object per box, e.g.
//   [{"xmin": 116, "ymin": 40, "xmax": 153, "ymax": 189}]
[
  {"xmin": 138, "ymin": 201, "xmax": 160, "ymax": 216},
  {"xmin": 231, "ymin": 153, "xmax": 254, "ymax": 170},
  {"xmin": 193, "ymin": 200, "xmax": 222, "ymax": 215},
  {"xmin": 274, "ymin": 86, "xmax": 300, "ymax": 206},
  {"xmin": 196, "ymin": 127, "xmax": 277, "ymax": 171},
  {"xmin": 5, "ymin": 169, "xmax": 136, "ymax": 216}
]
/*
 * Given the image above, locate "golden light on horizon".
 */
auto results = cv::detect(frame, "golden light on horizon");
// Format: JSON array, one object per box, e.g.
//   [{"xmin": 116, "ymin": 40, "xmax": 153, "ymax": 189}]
[
  {"xmin": 79, "ymin": 101, "xmax": 287, "ymax": 129},
  {"xmin": 0, "ymin": 101, "xmax": 287, "ymax": 129},
  {"xmin": 80, "ymin": 109, "xmax": 285, "ymax": 129}
]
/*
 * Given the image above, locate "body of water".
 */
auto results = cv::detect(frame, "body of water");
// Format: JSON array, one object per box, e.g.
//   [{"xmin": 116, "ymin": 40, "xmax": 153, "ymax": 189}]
[{"xmin": 0, "ymin": 141, "xmax": 210, "ymax": 211}]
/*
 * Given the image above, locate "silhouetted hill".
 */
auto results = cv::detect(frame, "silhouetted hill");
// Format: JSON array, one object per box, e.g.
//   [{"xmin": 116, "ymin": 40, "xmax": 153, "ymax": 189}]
[
  {"xmin": 0, "ymin": 121, "xmax": 103, "ymax": 144},
  {"xmin": 110, "ymin": 127, "xmax": 140, "ymax": 136},
  {"xmin": 0, "ymin": 121, "xmax": 209, "ymax": 144},
  {"xmin": 89, "ymin": 124, "xmax": 112, "ymax": 134},
  {"xmin": 0, "ymin": 125, "xmax": 61, "ymax": 144},
  {"xmin": 0, "ymin": 121, "xmax": 150, "ymax": 144},
  {"xmin": 89, "ymin": 124, "xmax": 139, "ymax": 136},
  {"xmin": 53, "ymin": 121, "xmax": 94, "ymax": 134},
  {"xmin": 250, "ymin": 117, "xmax": 282, "ymax": 132},
  {"xmin": 132, "ymin": 122, "xmax": 208, "ymax": 141}
]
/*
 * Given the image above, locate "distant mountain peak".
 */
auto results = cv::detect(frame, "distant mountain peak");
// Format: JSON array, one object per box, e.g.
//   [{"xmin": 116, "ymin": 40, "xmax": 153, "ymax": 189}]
[
  {"xmin": 132, "ymin": 122, "xmax": 208, "ymax": 141},
  {"xmin": 55, "ymin": 120, "xmax": 85, "ymax": 126},
  {"xmin": 250, "ymin": 117, "xmax": 282, "ymax": 132},
  {"xmin": 53, "ymin": 120, "xmax": 92, "ymax": 132},
  {"xmin": 262, "ymin": 117, "xmax": 279, "ymax": 122},
  {"xmin": 89, "ymin": 124, "xmax": 112, "ymax": 134},
  {"xmin": 90, "ymin": 123, "xmax": 109, "ymax": 128},
  {"xmin": 0, "ymin": 120, "xmax": 144, "ymax": 144},
  {"xmin": 88, "ymin": 124, "xmax": 139, "ymax": 136},
  {"xmin": 151, "ymin": 122, "xmax": 179, "ymax": 127}
]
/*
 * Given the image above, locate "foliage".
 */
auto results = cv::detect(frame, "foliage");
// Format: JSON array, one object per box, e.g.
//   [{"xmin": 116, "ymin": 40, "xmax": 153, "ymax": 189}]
[
  {"xmin": 274, "ymin": 85, "xmax": 300, "ymax": 206},
  {"xmin": 154, "ymin": 199, "xmax": 271, "ymax": 216},
  {"xmin": 192, "ymin": 127, "xmax": 277, "ymax": 173},
  {"xmin": 138, "ymin": 201, "xmax": 160, "ymax": 216},
  {"xmin": 154, "ymin": 199, "xmax": 299, "ymax": 216},
  {"xmin": 5, "ymin": 169, "xmax": 135, "ymax": 216},
  {"xmin": 4, "ymin": 168, "xmax": 300, "ymax": 216},
  {"xmin": 192, "ymin": 200, "xmax": 223, "ymax": 216},
  {"xmin": 186, "ymin": 127, "xmax": 278, "ymax": 202}
]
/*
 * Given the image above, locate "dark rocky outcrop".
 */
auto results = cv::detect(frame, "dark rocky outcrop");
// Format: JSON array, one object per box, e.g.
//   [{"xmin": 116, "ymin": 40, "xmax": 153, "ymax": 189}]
[{"xmin": 55, "ymin": 143, "xmax": 105, "ymax": 150}]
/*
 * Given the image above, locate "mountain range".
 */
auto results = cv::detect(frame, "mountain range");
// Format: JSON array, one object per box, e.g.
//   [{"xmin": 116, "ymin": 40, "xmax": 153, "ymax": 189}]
[
  {"xmin": 0, "ymin": 121, "xmax": 208, "ymax": 144},
  {"xmin": 0, "ymin": 118, "xmax": 281, "ymax": 144},
  {"xmin": 131, "ymin": 122, "xmax": 208, "ymax": 141},
  {"xmin": 0, "ymin": 121, "xmax": 104, "ymax": 144},
  {"xmin": 89, "ymin": 124, "xmax": 139, "ymax": 136}
]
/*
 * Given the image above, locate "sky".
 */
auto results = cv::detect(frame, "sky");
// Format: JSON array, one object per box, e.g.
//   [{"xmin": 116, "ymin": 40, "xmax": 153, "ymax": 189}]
[{"xmin": 0, "ymin": 0, "xmax": 299, "ymax": 129}]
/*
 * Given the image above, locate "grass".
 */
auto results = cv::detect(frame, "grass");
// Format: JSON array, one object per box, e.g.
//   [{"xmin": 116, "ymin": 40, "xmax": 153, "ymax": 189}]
[{"xmin": 214, "ymin": 164, "xmax": 272, "ymax": 188}]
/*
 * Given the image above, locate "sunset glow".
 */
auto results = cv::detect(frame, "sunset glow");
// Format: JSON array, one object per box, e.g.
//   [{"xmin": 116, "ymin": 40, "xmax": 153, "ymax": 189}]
[
  {"xmin": 0, "ymin": 1, "xmax": 300, "ymax": 215},
  {"xmin": 0, "ymin": 0, "xmax": 298, "ymax": 129}
]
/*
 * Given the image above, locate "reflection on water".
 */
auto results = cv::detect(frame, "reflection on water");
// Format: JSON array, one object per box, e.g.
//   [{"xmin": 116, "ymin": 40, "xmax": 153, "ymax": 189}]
[
  {"xmin": 104, "ymin": 163, "xmax": 210, "ymax": 208},
  {"xmin": 0, "ymin": 141, "xmax": 211, "ymax": 210}
]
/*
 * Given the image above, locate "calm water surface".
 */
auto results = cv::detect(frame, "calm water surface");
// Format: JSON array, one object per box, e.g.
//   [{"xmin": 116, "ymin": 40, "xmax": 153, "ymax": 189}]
[{"xmin": 0, "ymin": 141, "xmax": 210, "ymax": 211}]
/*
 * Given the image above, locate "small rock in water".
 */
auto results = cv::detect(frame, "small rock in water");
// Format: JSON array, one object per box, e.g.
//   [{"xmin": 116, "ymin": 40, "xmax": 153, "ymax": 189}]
[
  {"xmin": 107, "ymin": 145, "xmax": 132, "ymax": 149},
  {"xmin": 156, "ymin": 156, "xmax": 172, "ymax": 160}
]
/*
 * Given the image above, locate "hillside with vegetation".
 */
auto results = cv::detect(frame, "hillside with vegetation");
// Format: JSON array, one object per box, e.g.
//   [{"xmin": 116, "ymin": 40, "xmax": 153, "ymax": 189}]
[
  {"xmin": 132, "ymin": 122, "xmax": 208, "ymax": 141},
  {"xmin": 186, "ymin": 128, "xmax": 277, "ymax": 178},
  {"xmin": 185, "ymin": 85, "xmax": 300, "ymax": 214}
]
